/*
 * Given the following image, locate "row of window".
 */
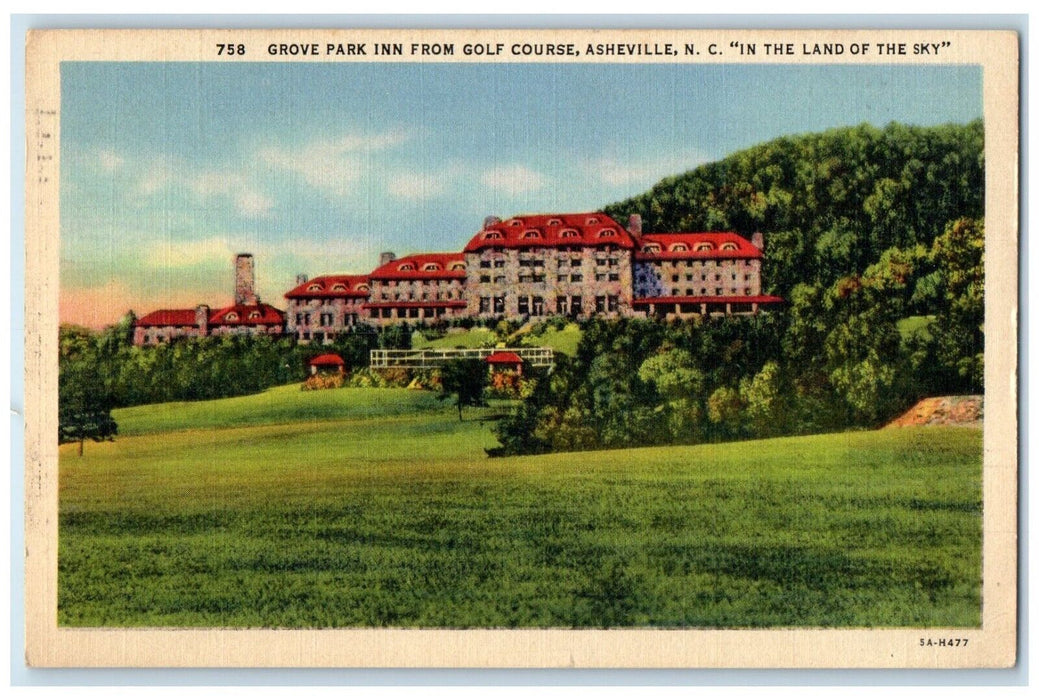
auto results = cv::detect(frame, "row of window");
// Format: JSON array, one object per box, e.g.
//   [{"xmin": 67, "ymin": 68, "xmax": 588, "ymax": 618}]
[
  {"xmin": 294, "ymin": 312, "xmax": 361, "ymax": 326},
  {"xmin": 641, "ymin": 241, "xmax": 740, "ymax": 253},
  {"xmin": 476, "ymin": 294, "xmax": 621, "ymax": 316},
  {"xmin": 669, "ymin": 287, "xmax": 756, "ymax": 297}
]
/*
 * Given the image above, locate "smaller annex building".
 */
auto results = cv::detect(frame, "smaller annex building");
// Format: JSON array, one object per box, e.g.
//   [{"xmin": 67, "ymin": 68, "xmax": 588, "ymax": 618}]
[{"xmin": 134, "ymin": 254, "xmax": 285, "ymax": 346}]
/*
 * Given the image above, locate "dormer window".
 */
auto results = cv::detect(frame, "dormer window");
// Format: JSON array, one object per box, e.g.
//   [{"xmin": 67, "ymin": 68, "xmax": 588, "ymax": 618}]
[
  {"xmin": 586, "ymin": 216, "xmax": 600, "ymax": 225},
  {"xmin": 642, "ymin": 243, "xmax": 661, "ymax": 253},
  {"xmin": 720, "ymin": 242, "xmax": 739, "ymax": 251},
  {"xmin": 560, "ymin": 229, "xmax": 580, "ymax": 239},
  {"xmin": 484, "ymin": 231, "xmax": 503, "ymax": 240},
  {"xmin": 331, "ymin": 283, "xmax": 347, "ymax": 291},
  {"xmin": 449, "ymin": 262, "xmax": 466, "ymax": 271},
  {"xmin": 670, "ymin": 243, "xmax": 689, "ymax": 252},
  {"xmin": 547, "ymin": 218, "xmax": 562, "ymax": 226},
  {"xmin": 695, "ymin": 242, "xmax": 714, "ymax": 252},
  {"xmin": 423, "ymin": 263, "xmax": 442, "ymax": 271},
  {"xmin": 307, "ymin": 283, "xmax": 323, "ymax": 292},
  {"xmin": 597, "ymin": 228, "xmax": 616, "ymax": 238},
  {"xmin": 225, "ymin": 312, "xmax": 239, "ymax": 322},
  {"xmin": 507, "ymin": 219, "xmax": 523, "ymax": 226},
  {"xmin": 521, "ymin": 230, "xmax": 541, "ymax": 240},
  {"xmin": 356, "ymin": 283, "xmax": 369, "ymax": 292},
  {"xmin": 248, "ymin": 311, "xmax": 262, "ymax": 320},
  {"xmin": 399, "ymin": 263, "xmax": 416, "ymax": 271}
]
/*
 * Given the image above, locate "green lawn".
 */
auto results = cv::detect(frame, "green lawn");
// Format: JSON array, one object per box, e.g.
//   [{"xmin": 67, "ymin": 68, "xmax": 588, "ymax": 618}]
[
  {"xmin": 412, "ymin": 327, "xmax": 498, "ymax": 349},
  {"xmin": 60, "ymin": 387, "xmax": 981, "ymax": 628}
]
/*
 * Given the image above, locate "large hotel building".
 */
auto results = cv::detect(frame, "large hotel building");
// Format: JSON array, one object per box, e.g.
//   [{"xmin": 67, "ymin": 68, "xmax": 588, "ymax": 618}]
[{"xmin": 135, "ymin": 212, "xmax": 783, "ymax": 345}]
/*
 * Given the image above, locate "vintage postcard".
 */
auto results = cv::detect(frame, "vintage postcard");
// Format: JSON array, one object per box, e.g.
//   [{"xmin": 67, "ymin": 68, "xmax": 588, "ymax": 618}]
[{"xmin": 24, "ymin": 28, "xmax": 1018, "ymax": 668}]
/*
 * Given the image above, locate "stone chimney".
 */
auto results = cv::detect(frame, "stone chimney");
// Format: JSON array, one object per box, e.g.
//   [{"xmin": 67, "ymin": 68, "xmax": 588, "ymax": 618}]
[
  {"xmin": 296, "ymin": 273, "xmax": 309, "ymax": 285},
  {"xmin": 234, "ymin": 254, "xmax": 257, "ymax": 306},
  {"xmin": 483, "ymin": 215, "xmax": 501, "ymax": 230},
  {"xmin": 751, "ymin": 232, "xmax": 764, "ymax": 250},
  {"xmin": 379, "ymin": 251, "xmax": 396, "ymax": 266},
  {"xmin": 627, "ymin": 214, "xmax": 643, "ymax": 237},
  {"xmin": 195, "ymin": 304, "xmax": 210, "ymax": 334}
]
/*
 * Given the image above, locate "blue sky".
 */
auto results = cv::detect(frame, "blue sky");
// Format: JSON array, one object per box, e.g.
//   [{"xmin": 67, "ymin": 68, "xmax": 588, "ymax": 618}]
[{"xmin": 59, "ymin": 62, "xmax": 982, "ymax": 326}]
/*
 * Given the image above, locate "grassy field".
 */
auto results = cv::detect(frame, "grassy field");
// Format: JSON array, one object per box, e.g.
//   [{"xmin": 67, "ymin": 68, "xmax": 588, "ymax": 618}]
[{"xmin": 60, "ymin": 385, "xmax": 982, "ymax": 628}]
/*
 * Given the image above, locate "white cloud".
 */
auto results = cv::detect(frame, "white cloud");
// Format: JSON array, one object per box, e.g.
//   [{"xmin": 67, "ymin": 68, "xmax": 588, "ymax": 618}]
[
  {"xmin": 235, "ymin": 190, "xmax": 275, "ymax": 217},
  {"xmin": 97, "ymin": 149, "xmax": 124, "ymax": 172},
  {"xmin": 386, "ymin": 171, "xmax": 448, "ymax": 200},
  {"xmin": 143, "ymin": 237, "xmax": 237, "ymax": 269},
  {"xmin": 257, "ymin": 129, "xmax": 411, "ymax": 197},
  {"xmin": 480, "ymin": 165, "xmax": 546, "ymax": 196},
  {"xmin": 590, "ymin": 149, "xmax": 709, "ymax": 188}
]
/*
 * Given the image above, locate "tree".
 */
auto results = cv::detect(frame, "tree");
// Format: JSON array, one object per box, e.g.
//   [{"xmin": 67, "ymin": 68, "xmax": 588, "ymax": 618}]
[
  {"xmin": 59, "ymin": 347, "xmax": 117, "ymax": 456},
  {"xmin": 930, "ymin": 218, "xmax": 984, "ymax": 392},
  {"xmin": 438, "ymin": 358, "xmax": 487, "ymax": 420}
]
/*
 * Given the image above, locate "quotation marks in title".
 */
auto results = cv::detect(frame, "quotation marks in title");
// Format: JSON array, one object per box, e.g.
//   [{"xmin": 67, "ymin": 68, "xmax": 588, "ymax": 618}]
[{"xmin": 728, "ymin": 41, "xmax": 953, "ymax": 56}]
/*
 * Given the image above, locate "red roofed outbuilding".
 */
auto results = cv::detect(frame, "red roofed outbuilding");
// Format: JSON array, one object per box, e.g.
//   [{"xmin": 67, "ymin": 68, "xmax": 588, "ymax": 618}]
[
  {"xmin": 307, "ymin": 353, "xmax": 346, "ymax": 375},
  {"xmin": 485, "ymin": 351, "xmax": 524, "ymax": 375}
]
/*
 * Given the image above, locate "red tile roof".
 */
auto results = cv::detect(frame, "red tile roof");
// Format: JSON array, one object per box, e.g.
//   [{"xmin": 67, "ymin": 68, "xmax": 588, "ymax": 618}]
[
  {"xmin": 635, "ymin": 232, "xmax": 762, "ymax": 261},
  {"xmin": 485, "ymin": 351, "xmax": 524, "ymax": 365},
  {"xmin": 208, "ymin": 303, "xmax": 285, "ymax": 326},
  {"xmin": 463, "ymin": 212, "xmax": 637, "ymax": 253},
  {"xmin": 136, "ymin": 309, "xmax": 201, "ymax": 327},
  {"xmin": 285, "ymin": 275, "xmax": 370, "ymax": 299},
  {"xmin": 368, "ymin": 253, "xmax": 467, "ymax": 280},
  {"xmin": 308, "ymin": 353, "xmax": 346, "ymax": 367}
]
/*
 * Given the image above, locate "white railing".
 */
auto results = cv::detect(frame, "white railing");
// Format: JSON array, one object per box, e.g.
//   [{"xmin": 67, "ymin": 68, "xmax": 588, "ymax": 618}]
[{"xmin": 370, "ymin": 346, "xmax": 556, "ymax": 369}]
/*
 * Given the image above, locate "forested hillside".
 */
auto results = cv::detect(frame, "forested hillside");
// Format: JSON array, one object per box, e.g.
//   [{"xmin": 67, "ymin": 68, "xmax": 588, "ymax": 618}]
[{"xmin": 494, "ymin": 121, "xmax": 985, "ymax": 454}]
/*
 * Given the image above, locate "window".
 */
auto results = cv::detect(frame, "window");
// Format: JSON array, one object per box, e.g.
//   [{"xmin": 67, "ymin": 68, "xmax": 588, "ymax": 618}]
[
  {"xmin": 721, "ymin": 242, "xmax": 739, "ymax": 251},
  {"xmin": 493, "ymin": 296, "xmax": 505, "ymax": 313},
  {"xmin": 696, "ymin": 242, "xmax": 714, "ymax": 252},
  {"xmin": 320, "ymin": 313, "xmax": 334, "ymax": 326},
  {"xmin": 307, "ymin": 283, "xmax": 323, "ymax": 292},
  {"xmin": 484, "ymin": 231, "xmax": 503, "ymax": 240},
  {"xmin": 480, "ymin": 275, "xmax": 491, "ymax": 283},
  {"xmin": 398, "ymin": 263, "xmax": 415, "ymax": 272},
  {"xmin": 560, "ymin": 229, "xmax": 580, "ymax": 239},
  {"xmin": 248, "ymin": 311, "xmax": 261, "ymax": 320},
  {"xmin": 356, "ymin": 284, "xmax": 369, "ymax": 292},
  {"xmin": 595, "ymin": 296, "xmax": 607, "ymax": 313},
  {"xmin": 480, "ymin": 260, "xmax": 491, "ymax": 268},
  {"xmin": 493, "ymin": 259, "xmax": 505, "ymax": 268},
  {"xmin": 597, "ymin": 228, "xmax": 617, "ymax": 238},
  {"xmin": 450, "ymin": 262, "xmax": 466, "ymax": 271},
  {"xmin": 642, "ymin": 243, "xmax": 661, "ymax": 253},
  {"xmin": 585, "ymin": 216, "xmax": 600, "ymax": 224},
  {"xmin": 332, "ymin": 283, "xmax": 347, "ymax": 291},
  {"xmin": 608, "ymin": 273, "xmax": 619, "ymax": 282},
  {"xmin": 607, "ymin": 295, "xmax": 619, "ymax": 312},
  {"xmin": 547, "ymin": 218, "xmax": 562, "ymax": 226},
  {"xmin": 507, "ymin": 219, "xmax": 523, "ymax": 226},
  {"xmin": 479, "ymin": 297, "xmax": 491, "ymax": 313},
  {"xmin": 423, "ymin": 263, "xmax": 442, "ymax": 272},
  {"xmin": 532, "ymin": 296, "xmax": 545, "ymax": 315},
  {"xmin": 225, "ymin": 312, "xmax": 239, "ymax": 321},
  {"xmin": 670, "ymin": 243, "xmax": 689, "ymax": 252},
  {"xmin": 518, "ymin": 297, "xmax": 530, "ymax": 315},
  {"xmin": 521, "ymin": 230, "xmax": 541, "ymax": 240},
  {"xmin": 571, "ymin": 274, "xmax": 583, "ymax": 283}
]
